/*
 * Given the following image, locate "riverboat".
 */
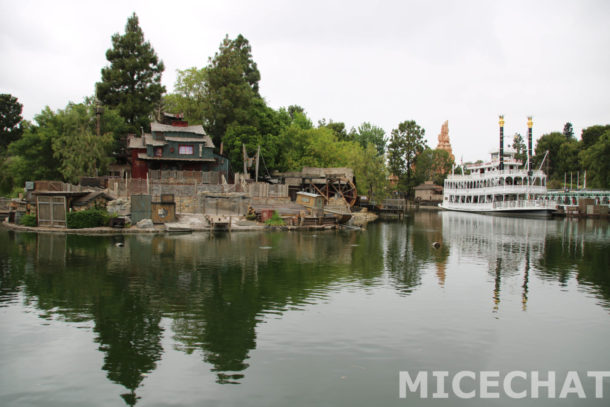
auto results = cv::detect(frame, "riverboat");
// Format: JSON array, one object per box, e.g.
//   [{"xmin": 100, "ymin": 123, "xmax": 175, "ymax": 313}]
[{"xmin": 439, "ymin": 116, "xmax": 557, "ymax": 216}]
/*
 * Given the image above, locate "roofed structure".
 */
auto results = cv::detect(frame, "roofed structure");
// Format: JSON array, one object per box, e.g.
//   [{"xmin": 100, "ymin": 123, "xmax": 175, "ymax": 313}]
[{"xmin": 127, "ymin": 114, "xmax": 229, "ymax": 181}]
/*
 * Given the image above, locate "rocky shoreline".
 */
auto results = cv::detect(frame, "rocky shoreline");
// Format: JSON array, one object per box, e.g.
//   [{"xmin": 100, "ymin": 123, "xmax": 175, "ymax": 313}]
[{"xmin": 1, "ymin": 211, "xmax": 377, "ymax": 235}]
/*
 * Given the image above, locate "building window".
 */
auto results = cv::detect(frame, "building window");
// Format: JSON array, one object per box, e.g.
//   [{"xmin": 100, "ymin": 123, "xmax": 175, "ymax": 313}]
[
  {"xmin": 179, "ymin": 145, "xmax": 194, "ymax": 155},
  {"xmin": 154, "ymin": 147, "xmax": 163, "ymax": 157}
]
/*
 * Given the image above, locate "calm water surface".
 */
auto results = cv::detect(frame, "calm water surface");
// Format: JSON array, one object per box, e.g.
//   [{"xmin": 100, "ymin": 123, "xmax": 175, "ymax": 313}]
[{"xmin": 1, "ymin": 211, "xmax": 609, "ymax": 406}]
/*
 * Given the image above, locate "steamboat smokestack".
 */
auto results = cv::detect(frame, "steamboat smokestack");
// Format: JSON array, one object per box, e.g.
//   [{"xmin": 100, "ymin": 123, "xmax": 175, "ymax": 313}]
[
  {"xmin": 527, "ymin": 116, "xmax": 533, "ymax": 175},
  {"xmin": 499, "ymin": 115, "xmax": 505, "ymax": 171}
]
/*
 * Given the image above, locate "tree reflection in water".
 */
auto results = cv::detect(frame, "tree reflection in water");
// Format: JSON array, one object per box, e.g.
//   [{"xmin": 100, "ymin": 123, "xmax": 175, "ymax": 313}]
[
  {"xmin": 0, "ymin": 229, "xmax": 385, "ymax": 402},
  {"xmin": 0, "ymin": 214, "xmax": 608, "ymax": 405}
]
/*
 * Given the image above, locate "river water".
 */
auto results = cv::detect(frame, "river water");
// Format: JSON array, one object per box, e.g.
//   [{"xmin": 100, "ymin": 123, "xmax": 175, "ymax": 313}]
[{"xmin": 1, "ymin": 211, "xmax": 609, "ymax": 406}]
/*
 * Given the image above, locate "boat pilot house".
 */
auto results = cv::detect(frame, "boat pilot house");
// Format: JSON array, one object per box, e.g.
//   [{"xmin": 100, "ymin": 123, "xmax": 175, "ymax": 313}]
[{"xmin": 128, "ymin": 115, "xmax": 230, "ymax": 184}]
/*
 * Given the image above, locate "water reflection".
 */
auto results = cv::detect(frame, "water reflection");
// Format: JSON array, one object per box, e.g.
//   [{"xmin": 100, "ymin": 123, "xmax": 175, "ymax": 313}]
[
  {"xmin": 440, "ymin": 212, "xmax": 610, "ymax": 311},
  {"xmin": 440, "ymin": 213, "xmax": 551, "ymax": 312},
  {"xmin": 382, "ymin": 212, "xmax": 450, "ymax": 293},
  {"xmin": 0, "ymin": 214, "xmax": 608, "ymax": 405},
  {"xmin": 0, "ymin": 229, "xmax": 386, "ymax": 402}
]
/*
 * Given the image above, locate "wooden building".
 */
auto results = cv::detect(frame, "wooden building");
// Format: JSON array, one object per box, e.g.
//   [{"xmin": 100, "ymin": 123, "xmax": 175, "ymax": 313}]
[
  {"xmin": 72, "ymin": 191, "xmax": 115, "ymax": 211},
  {"xmin": 128, "ymin": 115, "xmax": 230, "ymax": 182},
  {"xmin": 296, "ymin": 191, "xmax": 324, "ymax": 210},
  {"xmin": 274, "ymin": 167, "xmax": 357, "ymax": 206},
  {"xmin": 296, "ymin": 192, "xmax": 325, "ymax": 217},
  {"xmin": 414, "ymin": 181, "xmax": 443, "ymax": 203}
]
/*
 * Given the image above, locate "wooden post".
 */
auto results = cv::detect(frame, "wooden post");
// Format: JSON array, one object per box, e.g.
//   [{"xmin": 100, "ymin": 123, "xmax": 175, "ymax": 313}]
[
  {"xmin": 95, "ymin": 104, "xmax": 102, "ymax": 137},
  {"xmin": 255, "ymin": 145, "xmax": 260, "ymax": 183},
  {"xmin": 242, "ymin": 144, "xmax": 248, "ymax": 176}
]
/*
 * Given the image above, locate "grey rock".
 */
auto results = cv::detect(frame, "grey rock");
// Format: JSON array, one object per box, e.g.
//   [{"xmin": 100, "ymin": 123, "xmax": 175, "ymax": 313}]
[{"xmin": 136, "ymin": 219, "xmax": 154, "ymax": 229}]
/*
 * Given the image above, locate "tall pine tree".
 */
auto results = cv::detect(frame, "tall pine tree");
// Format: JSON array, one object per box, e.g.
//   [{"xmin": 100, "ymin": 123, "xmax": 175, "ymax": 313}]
[
  {"xmin": 96, "ymin": 13, "xmax": 165, "ymax": 134},
  {"xmin": 203, "ymin": 34, "xmax": 261, "ymax": 148}
]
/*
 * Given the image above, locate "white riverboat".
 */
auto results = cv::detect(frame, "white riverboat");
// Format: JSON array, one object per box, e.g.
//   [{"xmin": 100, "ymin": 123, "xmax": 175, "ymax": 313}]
[{"xmin": 439, "ymin": 116, "xmax": 557, "ymax": 216}]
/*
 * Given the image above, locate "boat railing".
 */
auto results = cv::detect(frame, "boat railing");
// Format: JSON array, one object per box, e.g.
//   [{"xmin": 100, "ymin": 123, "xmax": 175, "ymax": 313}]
[
  {"xmin": 492, "ymin": 200, "xmax": 557, "ymax": 210},
  {"xmin": 446, "ymin": 169, "xmax": 546, "ymax": 182},
  {"xmin": 444, "ymin": 186, "xmax": 548, "ymax": 195}
]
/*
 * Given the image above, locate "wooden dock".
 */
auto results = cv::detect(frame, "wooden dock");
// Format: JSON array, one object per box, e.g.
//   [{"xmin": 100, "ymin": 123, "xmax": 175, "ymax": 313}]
[
  {"xmin": 206, "ymin": 215, "xmax": 232, "ymax": 231},
  {"xmin": 377, "ymin": 199, "xmax": 407, "ymax": 220}
]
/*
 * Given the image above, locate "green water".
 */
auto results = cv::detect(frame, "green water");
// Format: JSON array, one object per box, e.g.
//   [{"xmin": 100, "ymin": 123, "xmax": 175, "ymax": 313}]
[{"xmin": 1, "ymin": 211, "xmax": 609, "ymax": 406}]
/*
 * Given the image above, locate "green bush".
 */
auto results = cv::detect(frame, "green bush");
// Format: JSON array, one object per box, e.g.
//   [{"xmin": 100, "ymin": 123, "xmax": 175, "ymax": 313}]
[
  {"xmin": 67, "ymin": 208, "xmax": 111, "ymax": 229},
  {"xmin": 265, "ymin": 211, "xmax": 285, "ymax": 226},
  {"xmin": 19, "ymin": 214, "xmax": 37, "ymax": 227}
]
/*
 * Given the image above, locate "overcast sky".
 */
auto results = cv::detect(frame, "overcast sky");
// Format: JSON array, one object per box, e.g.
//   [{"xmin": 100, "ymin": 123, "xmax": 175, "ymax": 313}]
[{"xmin": 1, "ymin": 0, "xmax": 609, "ymax": 162}]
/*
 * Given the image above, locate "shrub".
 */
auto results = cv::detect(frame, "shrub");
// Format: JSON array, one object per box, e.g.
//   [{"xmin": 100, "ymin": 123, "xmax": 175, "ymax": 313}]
[
  {"xmin": 19, "ymin": 214, "xmax": 37, "ymax": 227},
  {"xmin": 67, "ymin": 208, "xmax": 111, "ymax": 229},
  {"xmin": 265, "ymin": 211, "xmax": 285, "ymax": 226}
]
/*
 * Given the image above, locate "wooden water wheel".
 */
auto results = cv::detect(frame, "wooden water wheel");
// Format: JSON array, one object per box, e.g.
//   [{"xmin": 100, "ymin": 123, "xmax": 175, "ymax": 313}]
[{"xmin": 313, "ymin": 176, "xmax": 358, "ymax": 207}]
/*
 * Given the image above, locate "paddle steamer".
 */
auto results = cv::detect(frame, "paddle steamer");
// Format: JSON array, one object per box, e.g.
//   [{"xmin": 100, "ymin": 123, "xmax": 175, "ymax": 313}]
[{"xmin": 439, "ymin": 116, "xmax": 556, "ymax": 216}]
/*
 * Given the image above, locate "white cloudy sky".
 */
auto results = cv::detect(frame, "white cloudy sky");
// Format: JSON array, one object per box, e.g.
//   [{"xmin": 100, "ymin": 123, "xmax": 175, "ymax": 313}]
[{"xmin": 1, "ymin": 0, "xmax": 609, "ymax": 162}]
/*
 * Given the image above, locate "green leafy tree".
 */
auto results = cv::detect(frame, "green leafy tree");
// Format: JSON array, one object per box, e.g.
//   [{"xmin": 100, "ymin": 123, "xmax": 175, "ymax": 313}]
[
  {"xmin": 318, "ymin": 119, "xmax": 351, "ymax": 142},
  {"xmin": 563, "ymin": 122, "xmax": 574, "ymax": 139},
  {"xmin": 509, "ymin": 133, "xmax": 527, "ymax": 164},
  {"xmin": 349, "ymin": 143, "xmax": 389, "ymax": 199},
  {"xmin": 279, "ymin": 106, "xmax": 312, "ymax": 130},
  {"xmin": 270, "ymin": 112, "xmax": 390, "ymax": 198},
  {"xmin": 354, "ymin": 122, "xmax": 386, "ymax": 156},
  {"xmin": 280, "ymin": 125, "xmax": 388, "ymax": 198},
  {"xmin": 203, "ymin": 34, "xmax": 261, "ymax": 148},
  {"xmin": 163, "ymin": 66, "xmax": 207, "ymax": 124},
  {"xmin": 387, "ymin": 120, "xmax": 427, "ymax": 196},
  {"xmin": 414, "ymin": 148, "xmax": 454, "ymax": 186},
  {"xmin": 0, "ymin": 94, "xmax": 24, "ymax": 151},
  {"xmin": 581, "ymin": 124, "xmax": 610, "ymax": 149},
  {"xmin": 299, "ymin": 127, "xmax": 349, "ymax": 168},
  {"xmin": 51, "ymin": 103, "xmax": 115, "ymax": 183},
  {"xmin": 286, "ymin": 105, "xmax": 305, "ymax": 120},
  {"xmin": 533, "ymin": 132, "xmax": 568, "ymax": 180},
  {"xmin": 274, "ymin": 119, "xmax": 321, "ymax": 171},
  {"xmin": 223, "ymin": 98, "xmax": 287, "ymax": 174},
  {"xmin": 556, "ymin": 139, "xmax": 580, "ymax": 180},
  {"xmin": 1, "ymin": 108, "xmax": 62, "ymax": 193},
  {"xmin": 96, "ymin": 13, "xmax": 165, "ymax": 134},
  {"xmin": 579, "ymin": 130, "xmax": 610, "ymax": 188},
  {"xmin": 0, "ymin": 101, "xmax": 124, "ymax": 192},
  {"xmin": 232, "ymin": 34, "xmax": 261, "ymax": 96}
]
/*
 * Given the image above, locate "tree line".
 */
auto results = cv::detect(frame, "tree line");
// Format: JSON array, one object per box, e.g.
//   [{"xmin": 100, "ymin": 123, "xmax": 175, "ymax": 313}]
[
  {"xmin": 1, "ymin": 13, "xmax": 607, "ymax": 198},
  {"xmin": 531, "ymin": 123, "xmax": 610, "ymax": 189}
]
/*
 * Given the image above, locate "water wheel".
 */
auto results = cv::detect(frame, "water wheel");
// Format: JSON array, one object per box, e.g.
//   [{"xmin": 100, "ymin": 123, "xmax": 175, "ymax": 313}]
[{"xmin": 317, "ymin": 177, "xmax": 358, "ymax": 207}]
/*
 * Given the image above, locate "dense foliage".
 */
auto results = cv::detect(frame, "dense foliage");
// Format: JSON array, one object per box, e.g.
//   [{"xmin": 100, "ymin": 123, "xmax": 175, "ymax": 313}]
[
  {"xmin": 202, "ymin": 34, "xmax": 261, "ymax": 148},
  {"xmin": 67, "ymin": 208, "xmax": 112, "ymax": 229},
  {"xmin": 414, "ymin": 148, "xmax": 453, "ymax": 187},
  {"xmin": 18, "ymin": 214, "xmax": 37, "ymax": 227},
  {"xmin": 96, "ymin": 13, "xmax": 165, "ymax": 134},
  {"xmin": 533, "ymin": 123, "xmax": 610, "ymax": 189},
  {"xmin": 0, "ymin": 94, "xmax": 24, "ymax": 152},
  {"xmin": 387, "ymin": 120, "xmax": 427, "ymax": 196},
  {"xmin": 163, "ymin": 67, "xmax": 207, "ymax": 124},
  {"xmin": 0, "ymin": 100, "xmax": 126, "ymax": 193},
  {"xmin": 264, "ymin": 211, "xmax": 285, "ymax": 226},
  {"xmin": 508, "ymin": 133, "xmax": 527, "ymax": 164}
]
